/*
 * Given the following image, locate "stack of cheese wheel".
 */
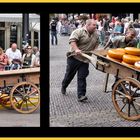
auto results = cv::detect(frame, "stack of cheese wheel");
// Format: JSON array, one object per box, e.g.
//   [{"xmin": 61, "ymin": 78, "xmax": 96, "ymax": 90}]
[
  {"xmin": 107, "ymin": 48, "xmax": 125, "ymax": 62},
  {"xmin": 122, "ymin": 47, "xmax": 140, "ymax": 68},
  {"xmin": 125, "ymin": 47, "xmax": 140, "ymax": 56}
]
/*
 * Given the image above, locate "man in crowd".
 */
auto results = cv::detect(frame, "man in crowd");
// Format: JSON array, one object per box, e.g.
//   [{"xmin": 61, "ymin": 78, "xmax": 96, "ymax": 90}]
[
  {"xmin": 104, "ymin": 28, "xmax": 137, "ymax": 49},
  {"xmin": 50, "ymin": 19, "xmax": 58, "ymax": 45},
  {"xmin": 6, "ymin": 43, "xmax": 22, "ymax": 70}
]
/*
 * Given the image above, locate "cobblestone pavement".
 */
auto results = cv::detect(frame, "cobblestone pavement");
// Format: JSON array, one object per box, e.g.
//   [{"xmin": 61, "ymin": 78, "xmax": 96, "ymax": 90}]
[
  {"xmin": 0, "ymin": 107, "xmax": 40, "ymax": 127},
  {"xmin": 50, "ymin": 34, "xmax": 140, "ymax": 127}
]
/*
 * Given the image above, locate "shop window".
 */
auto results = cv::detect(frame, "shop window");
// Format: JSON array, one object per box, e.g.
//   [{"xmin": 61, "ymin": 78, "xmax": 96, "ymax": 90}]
[
  {"xmin": 28, "ymin": 31, "xmax": 39, "ymax": 47},
  {"xmin": 0, "ymin": 30, "xmax": 5, "ymax": 50},
  {"xmin": 10, "ymin": 25, "xmax": 17, "ymax": 44},
  {"xmin": 0, "ymin": 22, "xmax": 5, "ymax": 27},
  {"xmin": 34, "ymin": 31, "xmax": 38, "ymax": 47}
]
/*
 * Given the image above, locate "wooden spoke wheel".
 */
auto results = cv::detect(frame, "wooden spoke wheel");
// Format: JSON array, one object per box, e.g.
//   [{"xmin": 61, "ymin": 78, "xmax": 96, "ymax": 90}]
[
  {"xmin": 10, "ymin": 82, "xmax": 40, "ymax": 114},
  {"xmin": 112, "ymin": 77, "xmax": 140, "ymax": 121}
]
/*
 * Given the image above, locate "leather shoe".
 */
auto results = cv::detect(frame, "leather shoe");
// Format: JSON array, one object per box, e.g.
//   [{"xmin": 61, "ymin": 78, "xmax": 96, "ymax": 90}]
[{"xmin": 78, "ymin": 96, "xmax": 88, "ymax": 102}]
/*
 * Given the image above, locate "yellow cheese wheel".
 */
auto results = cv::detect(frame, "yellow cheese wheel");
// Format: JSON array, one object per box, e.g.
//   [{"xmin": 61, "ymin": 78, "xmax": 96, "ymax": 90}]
[
  {"xmin": 125, "ymin": 47, "xmax": 140, "ymax": 56},
  {"xmin": 134, "ymin": 61, "xmax": 140, "ymax": 69},
  {"xmin": 116, "ymin": 48, "xmax": 126, "ymax": 53},
  {"xmin": 106, "ymin": 55, "xmax": 122, "ymax": 62},
  {"xmin": 107, "ymin": 49, "xmax": 125, "ymax": 60},
  {"xmin": 123, "ymin": 54, "xmax": 140, "ymax": 65},
  {"xmin": 122, "ymin": 61, "xmax": 134, "ymax": 68}
]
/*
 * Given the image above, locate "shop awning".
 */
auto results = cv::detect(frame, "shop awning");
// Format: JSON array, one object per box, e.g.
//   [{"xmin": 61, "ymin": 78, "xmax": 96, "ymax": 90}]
[{"xmin": 0, "ymin": 14, "xmax": 40, "ymax": 23}]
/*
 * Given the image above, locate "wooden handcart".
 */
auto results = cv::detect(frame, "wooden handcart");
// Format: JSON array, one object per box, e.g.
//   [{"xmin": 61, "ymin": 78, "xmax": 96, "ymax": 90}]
[
  {"xmin": 81, "ymin": 50, "xmax": 140, "ymax": 121},
  {"xmin": 0, "ymin": 67, "xmax": 40, "ymax": 114}
]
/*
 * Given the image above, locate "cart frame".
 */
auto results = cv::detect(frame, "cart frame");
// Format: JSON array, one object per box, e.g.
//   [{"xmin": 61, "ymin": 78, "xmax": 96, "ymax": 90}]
[
  {"xmin": 81, "ymin": 50, "xmax": 140, "ymax": 121},
  {"xmin": 0, "ymin": 67, "xmax": 40, "ymax": 114}
]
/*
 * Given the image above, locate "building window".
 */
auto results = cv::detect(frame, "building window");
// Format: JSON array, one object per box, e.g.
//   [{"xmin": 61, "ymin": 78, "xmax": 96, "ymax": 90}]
[
  {"xmin": 0, "ymin": 22, "xmax": 5, "ymax": 27},
  {"xmin": 34, "ymin": 31, "xmax": 38, "ymax": 47},
  {"xmin": 10, "ymin": 25, "xmax": 17, "ymax": 44},
  {"xmin": 0, "ymin": 30, "xmax": 5, "ymax": 50},
  {"xmin": 28, "ymin": 31, "xmax": 39, "ymax": 47}
]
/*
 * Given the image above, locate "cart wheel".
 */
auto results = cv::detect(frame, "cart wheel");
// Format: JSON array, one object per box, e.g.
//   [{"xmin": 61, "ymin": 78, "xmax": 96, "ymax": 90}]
[
  {"xmin": 10, "ymin": 82, "xmax": 40, "ymax": 114},
  {"xmin": 112, "ymin": 77, "xmax": 140, "ymax": 121}
]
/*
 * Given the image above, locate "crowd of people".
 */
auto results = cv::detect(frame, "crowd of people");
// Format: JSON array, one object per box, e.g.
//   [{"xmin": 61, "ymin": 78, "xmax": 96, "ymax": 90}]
[
  {"xmin": 0, "ymin": 43, "xmax": 40, "ymax": 71},
  {"xmin": 50, "ymin": 15, "xmax": 140, "ymax": 48},
  {"xmin": 96, "ymin": 16, "xmax": 140, "ymax": 47}
]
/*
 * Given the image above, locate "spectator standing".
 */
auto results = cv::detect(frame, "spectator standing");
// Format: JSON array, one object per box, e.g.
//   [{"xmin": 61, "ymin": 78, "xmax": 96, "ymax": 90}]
[
  {"xmin": 97, "ymin": 18, "xmax": 105, "ymax": 46},
  {"xmin": 124, "ymin": 17, "xmax": 131, "ymax": 34},
  {"xmin": 114, "ymin": 21, "xmax": 123, "ymax": 34},
  {"xmin": 50, "ymin": 19, "xmax": 58, "ymax": 45},
  {"xmin": 57, "ymin": 20, "xmax": 62, "ymax": 35}
]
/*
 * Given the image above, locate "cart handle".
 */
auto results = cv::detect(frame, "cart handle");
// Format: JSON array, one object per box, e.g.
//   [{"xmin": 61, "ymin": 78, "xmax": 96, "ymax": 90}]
[
  {"xmin": 96, "ymin": 60, "xmax": 110, "ymax": 67},
  {"xmin": 80, "ymin": 53, "xmax": 95, "ymax": 64},
  {"xmin": 81, "ymin": 53, "xmax": 110, "ymax": 69}
]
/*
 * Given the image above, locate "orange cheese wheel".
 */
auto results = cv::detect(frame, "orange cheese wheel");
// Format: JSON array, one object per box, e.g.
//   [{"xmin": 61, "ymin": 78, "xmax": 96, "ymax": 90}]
[
  {"xmin": 125, "ymin": 47, "xmax": 140, "ymax": 56},
  {"xmin": 122, "ymin": 61, "xmax": 134, "ymax": 68},
  {"xmin": 116, "ymin": 48, "xmax": 126, "ymax": 53},
  {"xmin": 123, "ymin": 54, "xmax": 140, "ymax": 65},
  {"xmin": 106, "ymin": 55, "xmax": 122, "ymax": 62},
  {"xmin": 107, "ymin": 49, "xmax": 125, "ymax": 60},
  {"xmin": 134, "ymin": 61, "xmax": 140, "ymax": 69}
]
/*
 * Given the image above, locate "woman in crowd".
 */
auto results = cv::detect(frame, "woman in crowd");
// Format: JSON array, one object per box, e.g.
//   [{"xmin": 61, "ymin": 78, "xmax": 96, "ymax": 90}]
[
  {"xmin": 22, "ymin": 46, "xmax": 36, "ymax": 68},
  {"xmin": 34, "ymin": 52, "xmax": 40, "ymax": 67},
  {"xmin": 0, "ymin": 47, "xmax": 8, "ymax": 71}
]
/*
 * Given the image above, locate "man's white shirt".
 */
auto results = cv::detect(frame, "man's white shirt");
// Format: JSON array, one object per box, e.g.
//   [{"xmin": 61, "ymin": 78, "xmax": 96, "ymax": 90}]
[{"xmin": 6, "ymin": 48, "xmax": 22, "ymax": 61}]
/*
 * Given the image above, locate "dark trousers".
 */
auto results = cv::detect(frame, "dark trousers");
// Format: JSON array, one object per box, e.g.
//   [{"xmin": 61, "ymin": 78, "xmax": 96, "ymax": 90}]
[
  {"xmin": 51, "ymin": 31, "xmax": 57, "ymax": 45},
  {"xmin": 62, "ymin": 57, "xmax": 89, "ymax": 98}
]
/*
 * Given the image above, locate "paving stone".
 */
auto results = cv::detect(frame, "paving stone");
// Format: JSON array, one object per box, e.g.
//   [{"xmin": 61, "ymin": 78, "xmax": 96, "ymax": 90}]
[{"xmin": 50, "ymin": 34, "xmax": 140, "ymax": 127}]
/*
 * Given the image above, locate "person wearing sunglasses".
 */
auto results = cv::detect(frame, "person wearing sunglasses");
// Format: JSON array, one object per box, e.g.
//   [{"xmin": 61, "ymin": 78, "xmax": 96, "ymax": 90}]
[{"xmin": 22, "ymin": 46, "xmax": 36, "ymax": 68}]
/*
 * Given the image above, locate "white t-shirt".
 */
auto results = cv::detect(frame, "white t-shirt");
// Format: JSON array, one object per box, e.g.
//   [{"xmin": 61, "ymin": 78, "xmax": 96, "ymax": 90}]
[
  {"xmin": 124, "ymin": 22, "xmax": 130, "ymax": 34},
  {"xmin": 6, "ymin": 48, "xmax": 22, "ymax": 61}
]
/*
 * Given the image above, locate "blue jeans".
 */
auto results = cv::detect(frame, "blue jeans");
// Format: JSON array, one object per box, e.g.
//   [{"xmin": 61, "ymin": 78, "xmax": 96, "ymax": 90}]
[
  {"xmin": 99, "ymin": 30, "xmax": 105, "ymax": 46},
  {"xmin": 62, "ymin": 57, "xmax": 89, "ymax": 98},
  {"xmin": 10, "ymin": 63, "xmax": 21, "ymax": 70},
  {"xmin": 51, "ymin": 31, "xmax": 57, "ymax": 45}
]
